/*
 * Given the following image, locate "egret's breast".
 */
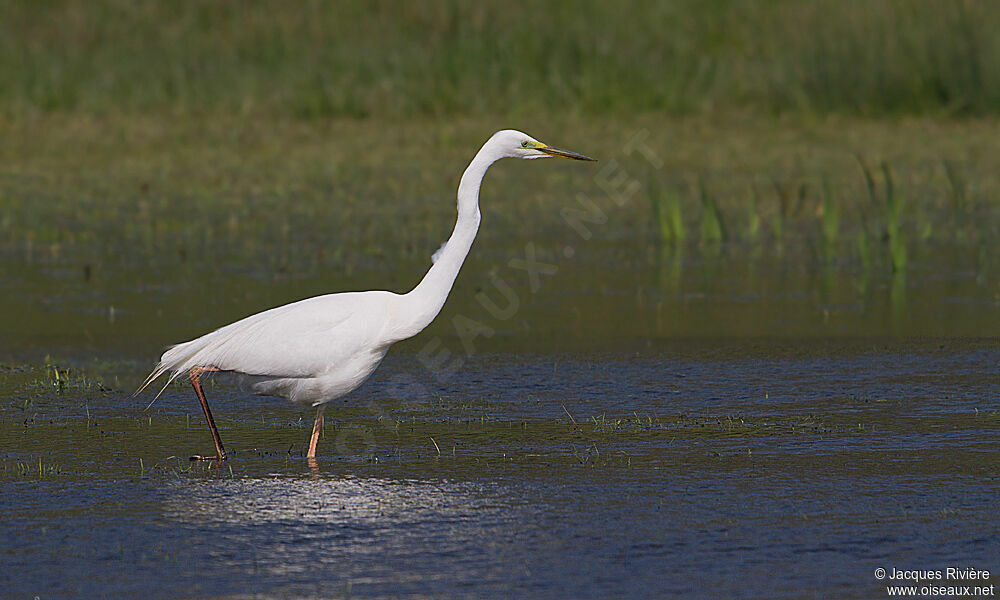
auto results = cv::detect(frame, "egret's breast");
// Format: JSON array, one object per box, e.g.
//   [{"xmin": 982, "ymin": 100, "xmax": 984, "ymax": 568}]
[{"xmin": 249, "ymin": 345, "xmax": 391, "ymax": 406}]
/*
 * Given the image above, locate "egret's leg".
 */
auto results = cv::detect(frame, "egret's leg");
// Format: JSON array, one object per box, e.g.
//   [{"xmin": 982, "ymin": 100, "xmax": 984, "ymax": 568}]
[
  {"xmin": 189, "ymin": 366, "xmax": 227, "ymax": 461},
  {"xmin": 307, "ymin": 404, "xmax": 325, "ymax": 459}
]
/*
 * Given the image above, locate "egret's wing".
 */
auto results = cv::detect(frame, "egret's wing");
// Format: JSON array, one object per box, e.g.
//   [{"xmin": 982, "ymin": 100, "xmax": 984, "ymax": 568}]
[
  {"xmin": 138, "ymin": 292, "xmax": 393, "ymax": 397},
  {"xmin": 197, "ymin": 302, "xmax": 358, "ymax": 376}
]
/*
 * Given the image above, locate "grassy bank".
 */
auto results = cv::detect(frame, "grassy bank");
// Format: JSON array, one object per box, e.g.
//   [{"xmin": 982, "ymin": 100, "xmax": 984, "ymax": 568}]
[
  {"xmin": 3, "ymin": 112, "xmax": 998, "ymax": 249},
  {"xmin": 2, "ymin": 1, "xmax": 1000, "ymax": 119}
]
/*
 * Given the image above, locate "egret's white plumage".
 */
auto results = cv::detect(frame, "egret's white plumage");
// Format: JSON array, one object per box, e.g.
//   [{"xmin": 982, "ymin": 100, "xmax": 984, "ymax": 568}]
[{"xmin": 139, "ymin": 129, "xmax": 594, "ymax": 459}]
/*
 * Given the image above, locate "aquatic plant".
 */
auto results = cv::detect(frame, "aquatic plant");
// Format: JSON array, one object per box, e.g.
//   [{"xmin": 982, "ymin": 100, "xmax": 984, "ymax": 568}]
[
  {"xmin": 649, "ymin": 180, "xmax": 685, "ymax": 247},
  {"xmin": 856, "ymin": 156, "xmax": 907, "ymax": 274},
  {"xmin": 820, "ymin": 176, "xmax": 840, "ymax": 254},
  {"xmin": 942, "ymin": 159, "xmax": 969, "ymax": 243},
  {"xmin": 881, "ymin": 162, "xmax": 908, "ymax": 274},
  {"xmin": 698, "ymin": 177, "xmax": 726, "ymax": 246},
  {"xmin": 744, "ymin": 186, "xmax": 762, "ymax": 244}
]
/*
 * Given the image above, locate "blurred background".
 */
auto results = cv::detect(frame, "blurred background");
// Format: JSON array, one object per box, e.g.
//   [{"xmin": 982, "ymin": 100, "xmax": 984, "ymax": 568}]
[{"xmin": 5, "ymin": 0, "xmax": 1000, "ymax": 117}]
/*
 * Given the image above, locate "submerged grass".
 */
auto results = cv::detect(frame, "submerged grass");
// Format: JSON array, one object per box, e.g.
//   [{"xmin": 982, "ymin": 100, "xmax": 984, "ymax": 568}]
[
  {"xmin": 7, "ymin": 372, "xmax": 997, "ymax": 481},
  {"xmin": 0, "ymin": 387, "xmax": 888, "ymax": 480}
]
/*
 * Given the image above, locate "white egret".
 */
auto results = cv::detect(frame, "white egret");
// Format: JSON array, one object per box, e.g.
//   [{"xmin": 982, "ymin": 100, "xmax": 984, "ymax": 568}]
[{"xmin": 138, "ymin": 130, "xmax": 594, "ymax": 460}]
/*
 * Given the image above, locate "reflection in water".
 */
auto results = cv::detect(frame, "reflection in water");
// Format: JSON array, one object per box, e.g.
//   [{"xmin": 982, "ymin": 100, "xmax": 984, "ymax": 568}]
[
  {"xmin": 164, "ymin": 475, "xmax": 505, "ymax": 527},
  {"xmin": 890, "ymin": 271, "xmax": 907, "ymax": 333},
  {"xmin": 159, "ymin": 474, "xmax": 528, "ymax": 591}
]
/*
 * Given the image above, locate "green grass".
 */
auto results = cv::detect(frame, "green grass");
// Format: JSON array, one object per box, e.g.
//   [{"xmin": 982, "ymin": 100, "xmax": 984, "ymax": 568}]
[
  {"xmin": 3, "ymin": 1, "xmax": 1000, "ymax": 119},
  {"xmin": 820, "ymin": 176, "xmax": 840, "ymax": 254},
  {"xmin": 649, "ymin": 180, "xmax": 685, "ymax": 247},
  {"xmin": 697, "ymin": 177, "xmax": 727, "ymax": 246}
]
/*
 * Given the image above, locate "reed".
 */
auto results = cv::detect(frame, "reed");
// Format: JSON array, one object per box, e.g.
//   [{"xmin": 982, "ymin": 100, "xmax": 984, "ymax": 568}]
[
  {"xmin": 881, "ymin": 162, "xmax": 908, "ymax": 274},
  {"xmin": 698, "ymin": 177, "xmax": 726, "ymax": 245},
  {"xmin": 649, "ymin": 180, "xmax": 685, "ymax": 247}
]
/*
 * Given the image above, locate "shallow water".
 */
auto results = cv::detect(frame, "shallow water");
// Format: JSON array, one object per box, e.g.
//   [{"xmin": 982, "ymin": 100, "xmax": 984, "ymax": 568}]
[{"xmin": 2, "ymin": 340, "xmax": 998, "ymax": 599}]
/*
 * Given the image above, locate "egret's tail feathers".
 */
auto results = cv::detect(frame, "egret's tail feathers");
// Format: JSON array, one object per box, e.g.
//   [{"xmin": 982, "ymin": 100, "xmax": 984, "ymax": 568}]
[
  {"xmin": 134, "ymin": 341, "xmax": 201, "ymax": 409},
  {"xmin": 134, "ymin": 355, "xmax": 171, "ymax": 397},
  {"xmin": 135, "ymin": 366, "xmax": 184, "ymax": 410},
  {"xmin": 134, "ymin": 309, "xmax": 280, "ymax": 407}
]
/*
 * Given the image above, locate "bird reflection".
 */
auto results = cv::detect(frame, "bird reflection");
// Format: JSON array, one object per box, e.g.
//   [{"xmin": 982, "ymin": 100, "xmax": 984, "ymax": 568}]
[{"xmin": 164, "ymin": 475, "xmax": 501, "ymax": 527}]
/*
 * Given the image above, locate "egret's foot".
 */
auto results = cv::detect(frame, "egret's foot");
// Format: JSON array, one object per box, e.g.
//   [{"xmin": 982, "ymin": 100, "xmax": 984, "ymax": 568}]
[{"xmin": 189, "ymin": 453, "xmax": 227, "ymax": 461}]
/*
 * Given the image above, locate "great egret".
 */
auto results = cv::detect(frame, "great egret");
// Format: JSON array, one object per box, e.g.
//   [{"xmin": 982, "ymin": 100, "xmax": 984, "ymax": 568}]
[{"xmin": 139, "ymin": 130, "xmax": 595, "ymax": 460}]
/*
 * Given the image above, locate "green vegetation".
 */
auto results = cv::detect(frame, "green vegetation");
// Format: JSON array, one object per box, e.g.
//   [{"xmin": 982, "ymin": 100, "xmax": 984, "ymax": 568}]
[
  {"xmin": 820, "ymin": 177, "xmax": 839, "ymax": 262},
  {"xmin": 697, "ymin": 177, "xmax": 727, "ymax": 246},
  {"xmin": 649, "ymin": 182, "xmax": 685, "ymax": 248},
  {"xmin": 3, "ymin": 1, "xmax": 1000, "ymax": 119}
]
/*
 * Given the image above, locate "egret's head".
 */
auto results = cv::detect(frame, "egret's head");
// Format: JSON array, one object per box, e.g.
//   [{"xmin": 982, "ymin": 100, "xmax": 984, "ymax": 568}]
[{"xmin": 491, "ymin": 129, "xmax": 596, "ymax": 161}]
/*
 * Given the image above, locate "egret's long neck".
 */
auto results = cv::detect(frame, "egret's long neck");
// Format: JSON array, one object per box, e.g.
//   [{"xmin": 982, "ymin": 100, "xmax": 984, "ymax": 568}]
[{"xmin": 398, "ymin": 144, "xmax": 499, "ymax": 338}]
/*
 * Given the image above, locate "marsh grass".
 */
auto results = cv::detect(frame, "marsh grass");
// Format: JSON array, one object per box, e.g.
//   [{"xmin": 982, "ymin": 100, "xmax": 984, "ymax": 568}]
[
  {"xmin": 38, "ymin": 363, "xmax": 111, "ymax": 394},
  {"xmin": 638, "ymin": 128, "xmax": 993, "ymax": 281},
  {"xmin": 942, "ymin": 159, "xmax": 974, "ymax": 244},
  {"xmin": 4, "ymin": 1, "xmax": 1000, "ymax": 119},
  {"xmin": 697, "ymin": 177, "xmax": 727, "ymax": 246},
  {"xmin": 587, "ymin": 412, "xmax": 846, "ymax": 439},
  {"xmin": 0, "ymin": 389, "xmax": 888, "ymax": 480},
  {"xmin": 820, "ymin": 176, "xmax": 840, "ymax": 262},
  {"xmin": 744, "ymin": 187, "xmax": 762, "ymax": 244},
  {"xmin": 854, "ymin": 157, "xmax": 909, "ymax": 273},
  {"xmin": 649, "ymin": 181, "xmax": 685, "ymax": 248},
  {"xmin": 881, "ymin": 162, "xmax": 908, "ymax": 274}
]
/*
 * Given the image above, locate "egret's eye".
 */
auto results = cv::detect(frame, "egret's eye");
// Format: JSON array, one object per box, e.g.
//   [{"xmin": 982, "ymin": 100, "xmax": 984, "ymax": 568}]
[{"xmin": 521, "ymin": 140, "xmax": 530, "ymax": 148}]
